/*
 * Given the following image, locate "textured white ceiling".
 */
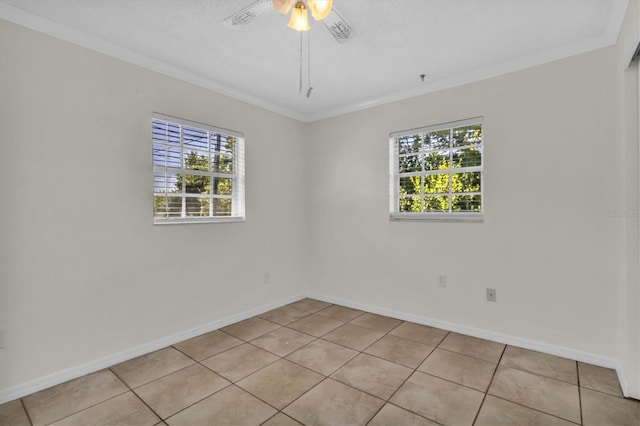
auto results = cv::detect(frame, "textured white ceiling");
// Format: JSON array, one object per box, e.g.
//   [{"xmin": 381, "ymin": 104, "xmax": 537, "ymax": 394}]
[{"xmin": 0, "ymin": 0, "xmax": 629, "ymax": 121}]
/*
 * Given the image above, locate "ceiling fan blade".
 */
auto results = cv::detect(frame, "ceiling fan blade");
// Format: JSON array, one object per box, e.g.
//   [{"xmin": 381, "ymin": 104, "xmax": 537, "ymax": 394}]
[
  {"xmin": 321, "ymin": 7, "xmax": 354, "ymax": 43},
  {"xmin": 224, "ymin": 0, "xmax": 273, "ymax": 27}
]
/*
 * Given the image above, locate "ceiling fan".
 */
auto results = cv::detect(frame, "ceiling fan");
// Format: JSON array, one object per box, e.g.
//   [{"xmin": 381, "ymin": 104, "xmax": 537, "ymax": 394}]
[{"xmin": 224, "ymin": 0, "xmax": 354, "ymax": 43}]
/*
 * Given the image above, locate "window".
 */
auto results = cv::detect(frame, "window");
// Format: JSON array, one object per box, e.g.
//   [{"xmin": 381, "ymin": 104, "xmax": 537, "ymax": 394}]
[
  {"xmin": 390, "ymin": 117, "xmax": 483, "ymax": 221},
  {"xmin": 152, "ymin": 113, "xmax": 245, "ymax": 224}
]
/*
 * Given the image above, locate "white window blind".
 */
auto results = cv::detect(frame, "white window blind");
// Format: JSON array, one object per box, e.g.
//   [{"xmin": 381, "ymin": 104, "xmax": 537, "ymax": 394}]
[
  {"xmin": 389, "ymin": 117, "xmax": 484, "ymax": 222},
  {"xmin": 152, "ymin": 113, "xmax": 245, "ymax": 224}
]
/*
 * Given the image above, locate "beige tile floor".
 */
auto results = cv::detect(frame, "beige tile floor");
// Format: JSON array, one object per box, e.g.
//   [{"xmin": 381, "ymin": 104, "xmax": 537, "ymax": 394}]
[{"xmin": 2, "ymin": 298, "xmax": 639, "ymax": 425}]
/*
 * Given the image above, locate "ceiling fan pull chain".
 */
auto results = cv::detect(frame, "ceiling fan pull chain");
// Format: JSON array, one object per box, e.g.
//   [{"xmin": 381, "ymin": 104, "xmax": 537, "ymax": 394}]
[
  {"xmin": 306, "ymin": 31, "xmax": 313, "ymax": 98},
  {"xmin": 299, "ymin": 30, "xmax": 303, "ymax": 93}
]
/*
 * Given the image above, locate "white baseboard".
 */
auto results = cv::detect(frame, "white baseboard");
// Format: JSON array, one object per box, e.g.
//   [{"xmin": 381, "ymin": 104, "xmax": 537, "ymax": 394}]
[
  {"xmin": 0, "ymin": 292, "xmax": 632, "ymax": 403},
  {"xmin": 306, "ymin": 292, "xmax": 630, "ymax": 395},
  {"xmin": 615, "ymin": 362, "xmax": 630, "ymax": 398},
  {"xmin": 0, "ymin": 294, "xmax": 305, "ymax": 404}
]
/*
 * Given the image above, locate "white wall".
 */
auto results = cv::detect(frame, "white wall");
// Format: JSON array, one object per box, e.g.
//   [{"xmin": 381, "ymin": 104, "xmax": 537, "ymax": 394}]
[
  {"xmin": 618, "ymin": 0, "xmax": 640, "ymax": 399},
  {"xmin": 0, "ymin": 19, "xmax": 310, "ymax": 392},
  {"xmin": 307, "ymin": 47, "xmax": 622, "ymax": 359}
]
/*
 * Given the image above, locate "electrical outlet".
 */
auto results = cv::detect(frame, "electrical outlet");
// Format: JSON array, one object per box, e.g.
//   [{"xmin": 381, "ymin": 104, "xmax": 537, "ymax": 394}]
[
  {"xmin": 263, "ymin": 272, "xmax": 271, "ymax": 284},
  {"xmin": 437, "ymin": 274, "xmax": 447, "ymax": 288},
  {"xmin": 486, "ymin": 288, "xmax": 496, "ymax": 302}
]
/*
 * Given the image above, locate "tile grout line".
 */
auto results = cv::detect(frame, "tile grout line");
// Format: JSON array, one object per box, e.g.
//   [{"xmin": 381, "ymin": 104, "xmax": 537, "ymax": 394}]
[
  {"xmin": 580, "ymin": 383, "xmax": 640, "ymax": 400},
  {"xmin": 111, "ymin": 352, "xmax": 199, "ymax": 388},
  {"xmin": 494, "ymin": 364, "xmax": 583, "ymax": 387},
  {"xmin": 21, "ymin": 370, "xmax": 132, "ymax": 426},
  {"xmin": 471, "ymin": 342, "xmax": 507, "ymax": 425},
  {"xmin": 308, "ymin": 312, "xmax": 507, "ymax": 423},
  {"xmin": 42, "ymin": 387, "xmax": 132, "ymax": 426},
  {"xmin": 469, "ymin": 350, "xmax": 584, "ymax": 425},
  {"xmin": 267, "ymin": 317, "xmax": 427, "ymax": 425},
  {"xmin": 198, "ymin": 349, "xmax": 281, "ymax": 384},
  {"xmin": 439, "ymin": 340, "xmax": 589, "ymax": 388},
  {"xmin": 197, "ymin": 305, "xmax": 332, "ymax": 415},
  {"xmin": 237, "ymin": 370, "xmax": 322, "ymax": 417},
  {"xmin": 159, "ymin": 383, "xmax": 240, "ymax": 424},
  {"xmin": 19, "ymin": 397, "xmax": 33, "ymax": 426},
  {"xmin": 277, "ymin": 341, "xmax": 355, "ymax": 377},
  {"xmin": 209, "ymin": 303, "xmax": 341, "ymax": 420},
  {"xmin": 108, "ymin": 367, "xmax": 166, "ymax": 423},
  {"xmin": 577, "ymin": 361, "xmax": 583, "ymax": 425},
  {"xmin": 364, "ymin": 328, "xmax": 453, "ymax": 425},
  {"xmin": 129, "ymin": 387, "xmax": 166, "ymax": 423},
  {"xmin": 277, "ymin": 376, "xmax": 333, "ymax": 424},
  {"xmin": 122, "ymin": 352, "xmax": 243, "ymax": 422},
  {"xmin": 238, "ymin": 322, "xmax": 404, "ymax": 417},
  {"xmin": 176, "ymin": 308, "xmax": 336, "ymax": 424},
  {"xmin": 483, "ymin": 394, "xmax": 583, "ymax": 425},
  {"xmin": 411, "ymin": 369, "xmax": 495, "ymax": 396}
]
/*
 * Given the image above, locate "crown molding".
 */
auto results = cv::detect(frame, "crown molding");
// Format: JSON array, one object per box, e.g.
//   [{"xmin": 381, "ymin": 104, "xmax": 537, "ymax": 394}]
[
  {"xmin": 0, "ymin": 2, "xmax": 307, "ymax": 122},
  {"xmin": 0, "ymin": 1, "xmax": 630, "ymax": 123},
  {"xmin": 307, "ymin": 0, "xmax": 630, "ymax": 122}
]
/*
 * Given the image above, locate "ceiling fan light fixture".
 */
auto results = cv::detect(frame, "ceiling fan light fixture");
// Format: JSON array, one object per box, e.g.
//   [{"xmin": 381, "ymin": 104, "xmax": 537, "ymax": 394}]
[
  {"xmin": 287, "ymin": 1, "xmax": 311, "ymax": 31},
  {"xmin": 273, "ymin": 0, "xmax": 295, "ymax": 14},
  {"xmin": 307, "ymin": 0, "xmax": 333, "ymax": 21}
]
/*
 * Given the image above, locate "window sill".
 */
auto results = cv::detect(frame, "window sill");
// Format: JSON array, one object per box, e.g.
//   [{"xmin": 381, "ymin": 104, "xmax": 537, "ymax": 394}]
[
  {"xmin": 154, "ymin": 216, "xmax": 245, "ymax": 225},
  {"xmin": 390, "ymin": 212, "xmax": 484, "ymax": 223}
]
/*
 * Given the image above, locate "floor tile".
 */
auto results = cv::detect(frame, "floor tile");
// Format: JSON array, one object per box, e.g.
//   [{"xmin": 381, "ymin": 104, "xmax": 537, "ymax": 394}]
[
  {"xmin": 221, "ymin": 317, "xmax": 281, "ymax": 341},
  {"xmin": 390, "ymin": 371, "xmax": 484, "ymax": 425},
  {"xmin": 367, "ymin": 403, "xmax": 439, "ymax": 426},
  {"xmin": 581, "ymin": 387, "xmax": 640, "ymax": 426},
  {"xmin": 172, "ymin": 330, "xmax": 242, "ymax": 361},
  {"xmin": 349, "ymin": 313, "xmax": 402, "ymax": 333},
  {"xmin": 286, "ymin": 313, "xmax": 344, "ymax": 337},
  {"xmin": 284, "ymin": 378, "xmax": 384, "ymax": 426},
  {"xmin": 0, "ymin": 399, "xmax": 30, "ymax": 426},
  {"xmin": 259, "ymin": 306, "xmax": 310, "ymax": 325},
  {"xmin": 315, "ymin": 305, "xmax": 364, "ymax": 322},
  {"xmin": 418, "ymin": 348, "xmax": 497, "ymax": 391},
  {"xmin": 286, "ymin": 339, "xmax": 358, "ymax": 375},
  {"xmin": 110, "ymin": 347, "xmax": 194, "ymax": 388},
  {"xmin": 237, "ymin": 359, "xmax": 323, "ymax": 409},
  {"xmin": 22, "ymin": 369, "xmax": 128, "ymax": 426},
  {"xmin": 389, "ymin": 322, "xmax": 449, "ymax": 346},
  {"xmin": 475, "ymin": 395, "xmax": 576, "ymax": 426},
  {"xmin": 201, "ymin": 343, "xmax": 279, "ymax": 382},
  {"xmin": 288, "ymin": 298, "xmax": 332, "ymax": 313},
  {"xmin": 49, "ymin": 392, "xmax": 159, "ymax": 426},
  {"xmin": 165, "ymin": 385, "xmax": 276, "ymax": 426},
  {"xmin": 261, "ymin": 412, "xmax": 303, "ymax": 426},
  {"xmin": 322, "ymin": 323, "xmax": 384, "ymax": 351},
  {"xmin": 250, "ymin": 326, "xmax": 315, "ymax": 357},
  {"xmin": 501, "ymin": 346, "xmax": 577, "ymax": 384},
  {"xmin": 11, "ymin": 302, "xmax": 637, "ymax": 426},
  {"xmin": 331, "ymin": 353, "xmax": 412, "ymax": 400},
  {"xmin": 438, "ymin": 332, "xmax": 505, "ymax": 363},
  {"xmin": 134, "ymin": 364, "xmax": 230, "ymax": 419},
  {"xmin": 488, "ymin": 365, "xmax": 581, "ymax": 423},
  {"xmin": 578, "ymin": 362, "xmax": 624, "ymax": 397},
  {"xmin": 365, "ymin": 334, "xmax": 435, "ymax": 368}
]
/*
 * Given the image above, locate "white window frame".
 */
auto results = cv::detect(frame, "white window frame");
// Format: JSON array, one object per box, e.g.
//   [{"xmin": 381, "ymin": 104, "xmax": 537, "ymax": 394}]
[
  {"xmin": 389, "ymin": 117, "xmax": 484, "ymax": 222},
  {"xmin": 152, "ymin": 113, "xmax": 245, "ymax": 224}
]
